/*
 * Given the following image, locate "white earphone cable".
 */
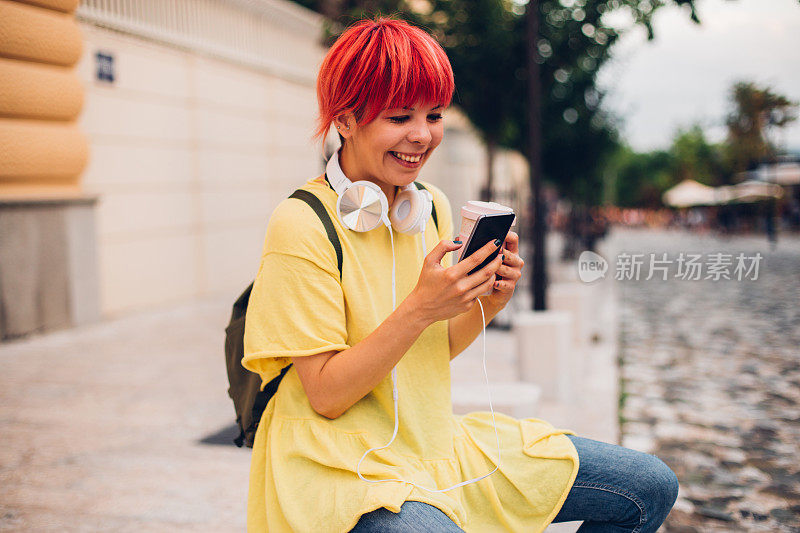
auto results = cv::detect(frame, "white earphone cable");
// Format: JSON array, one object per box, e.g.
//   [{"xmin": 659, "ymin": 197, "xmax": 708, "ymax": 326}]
[
  {"xmin": 356, "ymin": 228, "xmax": 501, "ymax": 492},
  {"xmin": 420, "ymin": 220, "xmax": 427, "ymax": 259}
]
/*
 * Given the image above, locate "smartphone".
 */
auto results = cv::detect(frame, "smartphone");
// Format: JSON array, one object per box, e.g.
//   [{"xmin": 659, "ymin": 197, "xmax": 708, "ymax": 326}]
[{"xmin": 458, "ymin": 212, "xmax": 516, "ymax": 275}]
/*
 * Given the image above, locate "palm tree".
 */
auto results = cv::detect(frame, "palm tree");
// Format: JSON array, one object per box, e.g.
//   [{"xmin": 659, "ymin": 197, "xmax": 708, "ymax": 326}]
[{"xmin": 726, "ymin": 82, "xmax": 798, "ymax": 173}]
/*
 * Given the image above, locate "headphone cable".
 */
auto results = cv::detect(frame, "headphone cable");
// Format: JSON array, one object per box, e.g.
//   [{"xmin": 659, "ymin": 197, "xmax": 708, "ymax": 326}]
[{"xmin": 356, "ymin": 227, "xmax": 501, "ymax": 492}]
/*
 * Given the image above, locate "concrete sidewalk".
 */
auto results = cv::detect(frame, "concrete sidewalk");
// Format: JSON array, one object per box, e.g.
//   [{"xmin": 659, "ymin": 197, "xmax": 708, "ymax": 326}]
[
  {"xmin": 1, "ymin": 297, "xmax": 250, "ymax": 531},
  {"xmin": 0, "ymin": 249, "xmax": 619, "ymax": 532}
]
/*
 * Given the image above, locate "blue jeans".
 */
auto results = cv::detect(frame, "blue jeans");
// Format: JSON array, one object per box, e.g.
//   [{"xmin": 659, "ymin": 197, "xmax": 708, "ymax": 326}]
[{"xmin": 350, "ymin": 435, "xmax": 679, "ymax": 532}]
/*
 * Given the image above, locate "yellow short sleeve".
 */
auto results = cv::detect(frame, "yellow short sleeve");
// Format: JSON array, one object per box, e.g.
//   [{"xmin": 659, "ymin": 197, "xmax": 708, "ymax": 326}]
[{"xmin": 242, "ymin": 198, "xmax": 350, "ymax": 385}]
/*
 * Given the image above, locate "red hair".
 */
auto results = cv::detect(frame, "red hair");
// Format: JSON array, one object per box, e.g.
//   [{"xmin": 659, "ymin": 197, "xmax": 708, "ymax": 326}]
[{"xmin": 315, "ymin": 18, "xmax": 455, "ymax": 146}]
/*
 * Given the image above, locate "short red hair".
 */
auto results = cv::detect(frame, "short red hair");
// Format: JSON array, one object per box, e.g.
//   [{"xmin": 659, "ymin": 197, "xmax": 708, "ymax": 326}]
[{"xmin": 315, "ymin": 18, "xmax": 455, "ymax": 146}]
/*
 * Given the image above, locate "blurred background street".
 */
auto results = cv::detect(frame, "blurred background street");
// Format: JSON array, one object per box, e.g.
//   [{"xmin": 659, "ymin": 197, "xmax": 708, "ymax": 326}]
[{"xmin": 617, "ymin": 229, "xmax": 800, "ymax": 532}]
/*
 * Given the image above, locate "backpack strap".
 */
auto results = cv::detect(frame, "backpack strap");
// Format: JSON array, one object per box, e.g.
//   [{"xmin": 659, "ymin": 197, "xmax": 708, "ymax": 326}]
[
  {"xmin": 236, "ymin": 362, "xmax": 293, "ymax": 447},
  {"xmin": 289, "ymin": 189, "xmax": 343, "ymax": 281},
  {"xmin": 231, "ymin": 189, "xmax": 341, "ymax": 447},
  {"xmin": 413, "ymin": 182, "xmax": 439, "ymax": 233}
]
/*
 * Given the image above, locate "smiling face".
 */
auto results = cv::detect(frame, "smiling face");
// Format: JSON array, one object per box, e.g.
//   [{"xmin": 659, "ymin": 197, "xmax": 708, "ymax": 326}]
[{"xmin": 335, "ymin": 102, "xmax": 444, "ymax": 204}]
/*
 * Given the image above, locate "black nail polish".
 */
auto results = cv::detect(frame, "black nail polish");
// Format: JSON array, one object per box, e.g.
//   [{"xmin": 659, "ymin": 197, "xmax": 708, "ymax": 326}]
[
  {"xmin": 494, "ymin": 239, "xmax": 502, "ymax": 247},
  {"xmin": 502, "ymin": 254, "xmax": 505, "ymax": 261},
  {"xmin": 454, "ymin": 240, "xmax": 462, "ymax": 244}
]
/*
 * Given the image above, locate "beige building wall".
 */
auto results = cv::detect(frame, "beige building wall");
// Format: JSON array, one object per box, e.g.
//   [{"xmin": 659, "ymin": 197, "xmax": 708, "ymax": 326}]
[{"xmin": 75, "ymin": 0, "xmax": 327, "ymax": 315}]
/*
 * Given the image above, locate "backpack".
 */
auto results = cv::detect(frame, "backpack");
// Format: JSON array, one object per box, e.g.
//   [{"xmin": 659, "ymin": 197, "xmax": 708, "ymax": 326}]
[{"xmin": 225, "ymin": 183, "xmax": 439, "ymax": 447}]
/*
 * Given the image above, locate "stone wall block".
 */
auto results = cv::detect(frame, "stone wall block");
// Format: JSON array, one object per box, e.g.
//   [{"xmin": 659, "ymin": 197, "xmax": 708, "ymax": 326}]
[
  {"xmin": 0, "ymin": 57, "xmax": 84, "ymax": 120},
  {"xmin": 0, "ymin": 0, "xmax": 83, "ymax": 66},
  {"xmin": 514, "ymin": 310, "xmax": 574, "ymax": 403},
  {"xmin": 37, "ymin": 206, "xmax": 70, "ymax": 330},
  {"xmin": 0, "ymin": 119, "xmax": 88, "ymax": 186},
  {"xmin": 547, "ymin": 282, "xmax": 590, "ymax": 352},
  {"xmin": 0, "ymin": 198, "xmax": 98, "ymax": 340},
  {"xmin": 65, "ymin": 201, "xmax": 99, "ymax": 326},
  {"xmin": 0, "ymin": 207, "xmax": 40, "ymax": 337},
  {"xmin": 16, "ymin": 0, "xmax": 79, "ymax": 13}
]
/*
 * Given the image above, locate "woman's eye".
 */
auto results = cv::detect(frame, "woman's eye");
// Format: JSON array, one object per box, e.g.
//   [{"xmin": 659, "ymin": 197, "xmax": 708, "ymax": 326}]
[
  {"xmin": 389, "ymin": 116, "xmax": 409, "ymax": 123},
  {"xmin": 428, "ymin": 113, "xmax": 443, "ymax": 122}
]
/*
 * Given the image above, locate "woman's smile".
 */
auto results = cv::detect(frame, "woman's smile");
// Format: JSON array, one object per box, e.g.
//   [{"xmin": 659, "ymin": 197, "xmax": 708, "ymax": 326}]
[{"xmin": 388, "ymin": 150, "xmax": 426, "ymax": 167}]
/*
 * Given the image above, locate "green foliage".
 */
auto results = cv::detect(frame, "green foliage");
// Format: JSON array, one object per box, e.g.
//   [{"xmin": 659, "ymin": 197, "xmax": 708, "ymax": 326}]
[
  {"xmin": 421, "ymin": 0, "xmax": 700, "ymax": 206},
  {"xmin": 669, "ymin": 125, "xmax": 730, "ymax": 186},
  {"xmin": 425, "ymin": 0, "xmax": 521, "ymax": 146},
  {"xmin": 509, "ymin": 0, "xmax": 624, "ymax": 206},
  {"xmin": 725, "ymin": 81, "xmax": 799, "ymax": 173},
  {"xmin": 609, "ymin": 126, "xmax": 731, "ymax": 208},
  {"xmin": 608, "ymin": 145, "xmax": 672, "ymax": 208},
  {"xmin": 611, "ymin": 81, "xmax": 799, "ymax": 208}
]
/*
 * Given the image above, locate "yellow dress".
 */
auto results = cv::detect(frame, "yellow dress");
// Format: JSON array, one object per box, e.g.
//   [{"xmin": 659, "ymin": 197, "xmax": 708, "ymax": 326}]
[{"xmin": 243, "ymin": 177, "xmax": 579, "ymax": 532}]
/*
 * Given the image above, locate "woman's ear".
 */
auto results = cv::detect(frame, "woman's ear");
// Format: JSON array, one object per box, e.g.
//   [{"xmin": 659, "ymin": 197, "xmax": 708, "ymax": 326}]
[{"xmin": 333, "ymin": 113, "xmax": 355, "ymax": 140}]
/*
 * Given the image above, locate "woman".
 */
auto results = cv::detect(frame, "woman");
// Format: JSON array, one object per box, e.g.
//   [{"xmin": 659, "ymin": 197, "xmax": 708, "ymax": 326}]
[{"xmin": 243, "ymin": 17, "xmax": 679, "ymax": 532}]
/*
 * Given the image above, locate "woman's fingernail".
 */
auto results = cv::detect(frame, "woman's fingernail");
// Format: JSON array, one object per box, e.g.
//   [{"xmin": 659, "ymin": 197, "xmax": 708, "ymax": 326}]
[
  {"xmin": 502, "ymin": 254, "xmax": 505, "ymax": 261},
  {"xmin": 494, "ymin": 239, "xmax": 502, "ymax": 247},
  {"xmin": 494, "ymin": 281, "xmax": 500, "ymax": 289},
  {"xmin": 453, "ymin": 240, "xmax": 462, "ymax": 244}
]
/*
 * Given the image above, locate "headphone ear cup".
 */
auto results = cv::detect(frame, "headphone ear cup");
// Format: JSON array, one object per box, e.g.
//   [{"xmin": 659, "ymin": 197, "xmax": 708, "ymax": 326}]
[
  {"xmin": 337, "ymin": 181, "xmax": 389, "ymax": 232},
  {"xmin": 390, "ymin": 189, "xmax": 432, "ymax": 234}
]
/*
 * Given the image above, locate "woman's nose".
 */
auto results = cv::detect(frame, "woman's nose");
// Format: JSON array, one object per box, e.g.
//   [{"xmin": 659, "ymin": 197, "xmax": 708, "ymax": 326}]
[{"xmin": 408, "ymin": 119, "xmax": 432, "ymax": 145}]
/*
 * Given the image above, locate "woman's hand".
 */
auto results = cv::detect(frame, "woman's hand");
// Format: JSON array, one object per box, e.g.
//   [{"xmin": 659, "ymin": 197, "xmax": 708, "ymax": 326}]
[
  {"xmin": 485, "ymin": 231, "xmax": 524, "ymax": 310},
  {"xmin": 406, "ymin": 238, "xmax": 504, "ymax": 325}
]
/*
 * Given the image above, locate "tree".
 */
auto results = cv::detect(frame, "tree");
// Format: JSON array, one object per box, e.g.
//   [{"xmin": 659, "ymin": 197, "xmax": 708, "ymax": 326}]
[
  {"xmin": 508, "ymin": 0, "xmax": 705, "ymax": 203},
  {"xmin": 510, "ymin": 0, "xmax": 701, "ymax": 278},
  {"xmin": 424, "ymin": 0, "xmax": 521, "ymax": 201},
  {"xmin": 725, "ymin": 81, "xmax": 798, "ymax": 173},
  {"xmin": 609, "ymin": 146, "xmax": 672, "ymax": 207},
  {"xmin": 670, "ymin": 124, "xmax": 728, "ymax": 186},
  {"xmin": 609, "ymin": 126, "xmax": 731, "ymax": 208},
  {"xmin": 422, "ymin": 0, "xmax": 704, "ymax": 293}
]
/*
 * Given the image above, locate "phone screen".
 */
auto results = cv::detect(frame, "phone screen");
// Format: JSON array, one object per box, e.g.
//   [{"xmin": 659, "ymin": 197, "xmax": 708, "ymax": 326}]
[{"xmin": 458, "ymin": 213, "xmax": 515, "ymax": 275}]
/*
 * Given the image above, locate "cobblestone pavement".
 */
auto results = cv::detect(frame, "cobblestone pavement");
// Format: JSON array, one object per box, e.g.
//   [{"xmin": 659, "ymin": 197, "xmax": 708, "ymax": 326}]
[{"xmin": 614, "ymin": 228, "xmax": 800, "ymax": 532}]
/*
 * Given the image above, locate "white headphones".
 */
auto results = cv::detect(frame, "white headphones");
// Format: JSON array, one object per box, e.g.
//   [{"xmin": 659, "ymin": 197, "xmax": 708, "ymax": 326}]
[{"xmin": 325, "ymin": 149, "xmax": 433, "ymax": 235}]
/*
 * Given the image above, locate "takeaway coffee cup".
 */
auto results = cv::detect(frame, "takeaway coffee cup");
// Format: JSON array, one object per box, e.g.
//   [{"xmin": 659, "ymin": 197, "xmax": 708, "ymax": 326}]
[{"xmin": 457, "ymin": 201, "xmax": 516, "ymax": 246}]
